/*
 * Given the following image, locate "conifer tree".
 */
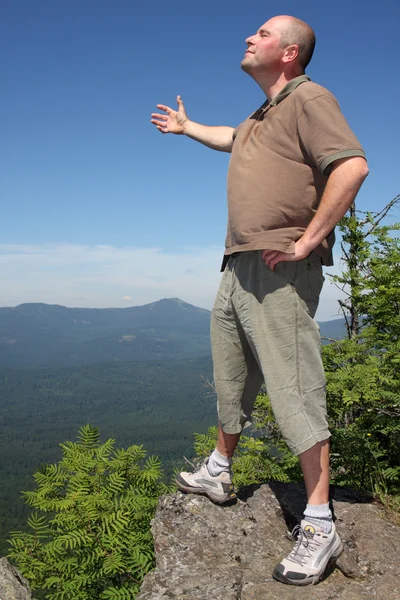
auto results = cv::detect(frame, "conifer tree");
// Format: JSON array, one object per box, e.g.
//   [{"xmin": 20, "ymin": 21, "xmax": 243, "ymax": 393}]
[{"xmin": 323, "ymin": 196, "xmax": 400, "ymax": 499}]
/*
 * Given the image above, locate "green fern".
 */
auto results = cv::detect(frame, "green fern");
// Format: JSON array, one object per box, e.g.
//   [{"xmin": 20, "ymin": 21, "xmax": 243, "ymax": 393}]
[{"xmin": 8, "ymin": 425, "xmax": 173, "ymax": 599}]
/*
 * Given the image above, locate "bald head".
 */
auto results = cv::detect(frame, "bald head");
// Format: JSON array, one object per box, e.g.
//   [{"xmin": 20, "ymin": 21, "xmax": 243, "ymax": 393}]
[{"xmin": 272, "ymin": 16, "xmax": 316, "ymax": 70}]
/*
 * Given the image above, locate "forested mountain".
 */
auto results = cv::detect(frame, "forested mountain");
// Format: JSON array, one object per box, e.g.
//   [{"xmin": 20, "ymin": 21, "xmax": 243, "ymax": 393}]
[{"xmin": 0, "ymin": 298, "xmax": 211, "ymax": 368}]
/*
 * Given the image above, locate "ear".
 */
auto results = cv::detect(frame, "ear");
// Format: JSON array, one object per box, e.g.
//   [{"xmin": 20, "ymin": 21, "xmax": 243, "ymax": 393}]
[{"xmin": 283, "ymin": 44, "xmax": 299, "ymax": 63}]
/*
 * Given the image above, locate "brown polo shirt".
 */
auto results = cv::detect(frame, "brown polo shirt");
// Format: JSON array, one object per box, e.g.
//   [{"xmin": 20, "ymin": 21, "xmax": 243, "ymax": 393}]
[{"xmin": 222, "ymin": 75, "xmax": 366, "ymax": 269}]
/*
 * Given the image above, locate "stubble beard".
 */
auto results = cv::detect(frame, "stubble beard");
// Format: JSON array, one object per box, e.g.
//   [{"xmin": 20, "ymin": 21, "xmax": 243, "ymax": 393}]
[{"xmin": 240, "ymin": 56, "xmax": 255, "ymax": 75}]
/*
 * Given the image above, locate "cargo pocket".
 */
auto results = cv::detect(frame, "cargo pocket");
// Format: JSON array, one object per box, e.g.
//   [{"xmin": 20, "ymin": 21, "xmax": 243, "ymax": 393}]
[{"xmin": 258, "ymin": 251, "xmax": 298, "ymax": 288}]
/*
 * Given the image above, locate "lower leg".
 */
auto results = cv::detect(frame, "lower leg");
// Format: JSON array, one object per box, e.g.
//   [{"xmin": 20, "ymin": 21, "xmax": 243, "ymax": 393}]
[
  {"xmin": 299, "ymin": 439, "xmax": 330, "ymax": 505},
  {"xmin": 207, "ymin": 422, "xmax": 240, "ymax": 477},
  {"xmin": 216, "ymin": 421, "xmax": 241, "ymax": 458},
  {"xmin": 299, "ymin": 439, "xmax": 332, "ymax": 532}
]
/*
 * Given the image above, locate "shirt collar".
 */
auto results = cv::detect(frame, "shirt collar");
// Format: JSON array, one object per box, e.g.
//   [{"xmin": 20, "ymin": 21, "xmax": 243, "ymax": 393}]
[{"xmin": 269, "ymin": 75, "xmax": 311, "ymax": 106}]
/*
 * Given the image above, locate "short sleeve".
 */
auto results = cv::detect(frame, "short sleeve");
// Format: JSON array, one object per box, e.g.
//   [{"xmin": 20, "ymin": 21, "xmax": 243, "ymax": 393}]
[{"xmin": 297, "ymin": 93, "xmax": 366, "ymax": 174}]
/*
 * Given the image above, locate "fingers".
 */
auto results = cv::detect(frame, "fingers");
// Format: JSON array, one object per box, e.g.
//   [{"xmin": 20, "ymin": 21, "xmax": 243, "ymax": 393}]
[
  {"xmin": 150, "ymin": 119, "xmax": 164, "ymax": 126},
  {"xmin": 262, "ymin": 250, "xmax": 280, "ymax": 270},
  {"xmin": 262, "ymin": 249, "xmax": 295, "ymax": 270},
  {"xmin": 156, "ymin": 104, "xmax": 173, "ymax": 114},
  {"xmin": 262, "ymin": 250, "xmax": 279, "ymax": 262},
  {"xmin": 150, "ymin": 120, "xmax": 168, "ymax": 133},
  {"xmin": 151, "ymin": 97, "xmax": 183, "ymax": 133},
  {"xmin": 262, "ymin": 249, "xmax": 278, "ymax": 261},
  {"xmin": 151, "ymin": 114, "xmax": 169, "ymax": 133}
]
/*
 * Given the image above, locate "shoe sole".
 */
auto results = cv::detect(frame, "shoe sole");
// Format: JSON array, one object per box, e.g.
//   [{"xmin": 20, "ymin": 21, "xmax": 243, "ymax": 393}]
[
  {"xmin": 273, "ymin": 534, "xmax": 344, "ymax": 586},
  {"xmin": 176, "ymin": 475, "xmax": 236, "ymax": 505}
]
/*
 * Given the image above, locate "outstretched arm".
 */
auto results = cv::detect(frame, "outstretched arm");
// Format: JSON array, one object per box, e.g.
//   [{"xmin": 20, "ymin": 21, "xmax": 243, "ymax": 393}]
[{"xmin": 151, "ymin": 95, "xmax": 235, "ymax": 153}]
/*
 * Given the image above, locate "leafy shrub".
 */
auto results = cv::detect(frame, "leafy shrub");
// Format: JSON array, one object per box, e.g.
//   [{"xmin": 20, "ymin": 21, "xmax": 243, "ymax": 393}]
[{"xmin": 8, "ymin": 425, "xmax": 172, "ymax": 599}]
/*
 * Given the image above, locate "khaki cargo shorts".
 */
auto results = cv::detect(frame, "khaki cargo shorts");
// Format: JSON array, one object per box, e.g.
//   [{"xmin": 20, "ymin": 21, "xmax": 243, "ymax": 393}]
[{"xmin": 210, "ymin": 250, "xmax": 330, "ymax": 456}]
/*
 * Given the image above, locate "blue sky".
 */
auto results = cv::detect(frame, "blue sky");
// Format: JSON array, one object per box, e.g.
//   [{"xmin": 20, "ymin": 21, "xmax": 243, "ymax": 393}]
[{"xmin": 1, "ymin": 0, "xmax": 399, "ymax": 320}]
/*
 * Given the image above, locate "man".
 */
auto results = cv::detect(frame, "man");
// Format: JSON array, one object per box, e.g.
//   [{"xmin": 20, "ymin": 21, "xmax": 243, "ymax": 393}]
[{"xmin": 151, "ymin": 15, "xmax": 368, "ymax": 586}]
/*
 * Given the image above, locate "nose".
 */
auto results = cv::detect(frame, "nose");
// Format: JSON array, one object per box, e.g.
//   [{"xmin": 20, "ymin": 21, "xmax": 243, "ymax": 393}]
[{"xmin": 245, "ymin": 34, "xmax": 255, "ymax": 46}]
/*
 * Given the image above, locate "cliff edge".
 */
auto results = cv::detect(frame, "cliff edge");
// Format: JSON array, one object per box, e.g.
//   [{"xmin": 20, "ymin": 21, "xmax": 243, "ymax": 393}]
[{"xmin": 137, "ymin": 482, "xmax": 400, "ymax": 600}]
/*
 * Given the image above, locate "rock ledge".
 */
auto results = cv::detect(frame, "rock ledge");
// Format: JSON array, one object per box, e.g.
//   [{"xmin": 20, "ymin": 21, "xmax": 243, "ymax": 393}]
[
  {"xmin": 137, "ymin": 482, "xmax": 400, "ymax": 600},
  {"xmin": 0, "ymin": 557, "xmax": 31, "ymax": 600}
]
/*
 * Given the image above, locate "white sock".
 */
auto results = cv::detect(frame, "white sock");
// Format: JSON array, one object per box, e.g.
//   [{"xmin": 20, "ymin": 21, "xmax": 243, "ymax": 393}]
[
  {"xmin": 207, "ymin": 449, "xmax": 232, "ymax": 476},
  {"xmin": 303, "ymin": 503, "xmax": 333, "ymax": 534}
]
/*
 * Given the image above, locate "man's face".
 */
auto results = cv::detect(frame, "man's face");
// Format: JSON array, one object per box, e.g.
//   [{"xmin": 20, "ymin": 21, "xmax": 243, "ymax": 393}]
[{"xmin": 241, "ymin": 18, "xmax": 287, "ymax": 76}]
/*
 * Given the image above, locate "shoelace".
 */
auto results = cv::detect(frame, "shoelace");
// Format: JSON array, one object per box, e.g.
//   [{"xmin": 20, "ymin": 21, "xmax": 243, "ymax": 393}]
[
  {"xmin": 286, "ymin": 525, "xmax": 324, "ymax": 566},
  {"xmin": 183, "ymin": 455, "xmax": 200, "ymax": 470},
  {"xmin": 183, "ymin": 455, "xmax": 208, "ymax": 474},
  {"xmin": 194, "ymin": 461, "xmax": 208, "ymax": 474}
]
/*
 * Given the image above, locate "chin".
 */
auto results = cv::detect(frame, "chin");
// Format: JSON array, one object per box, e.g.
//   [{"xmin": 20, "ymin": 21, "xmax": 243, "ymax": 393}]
[
  {"xmin": 241, "ymin": 61, "xmax": 253, "ymax": 75},
  {"xmin": 241, "ymin": 58, "xmax": 252, "ymax": 73}
]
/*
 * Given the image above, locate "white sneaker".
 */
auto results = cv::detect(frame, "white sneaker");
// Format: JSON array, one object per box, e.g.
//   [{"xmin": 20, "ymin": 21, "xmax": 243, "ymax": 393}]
[
  {"xmin": 273, "ymin": 520, "xmax": 343, "ymax": 585},
  {"xmin": 176, "ymin": 459, "xmax": 236, "ymax": 504}
]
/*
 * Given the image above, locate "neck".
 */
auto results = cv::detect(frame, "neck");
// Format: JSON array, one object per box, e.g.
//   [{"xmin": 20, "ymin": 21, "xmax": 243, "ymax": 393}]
[{"xmin": 255, "ymin": 70, "xmax": 303, "ymax": 101}]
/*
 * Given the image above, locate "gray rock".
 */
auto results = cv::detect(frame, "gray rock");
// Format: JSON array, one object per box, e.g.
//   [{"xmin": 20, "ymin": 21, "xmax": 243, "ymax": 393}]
[
  {"xmin": 0, "ymin": 558, "xmax": 31, "ymax": 600},
  {"xmin": 137, "ymin": 483, "xmax": 400, "ymax": 600}
]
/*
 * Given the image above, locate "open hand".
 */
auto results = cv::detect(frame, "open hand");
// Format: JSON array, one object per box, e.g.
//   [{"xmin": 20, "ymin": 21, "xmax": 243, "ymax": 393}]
[{"xmin": 151, "ymin": 95, "xmax": 188, "ymax": 134}]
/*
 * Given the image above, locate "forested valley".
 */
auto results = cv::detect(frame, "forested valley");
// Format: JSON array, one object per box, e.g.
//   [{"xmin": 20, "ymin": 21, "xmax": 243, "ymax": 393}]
[{"xmin": 0, "ymin": 355, "xmax": 215, "ymax": 554}]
